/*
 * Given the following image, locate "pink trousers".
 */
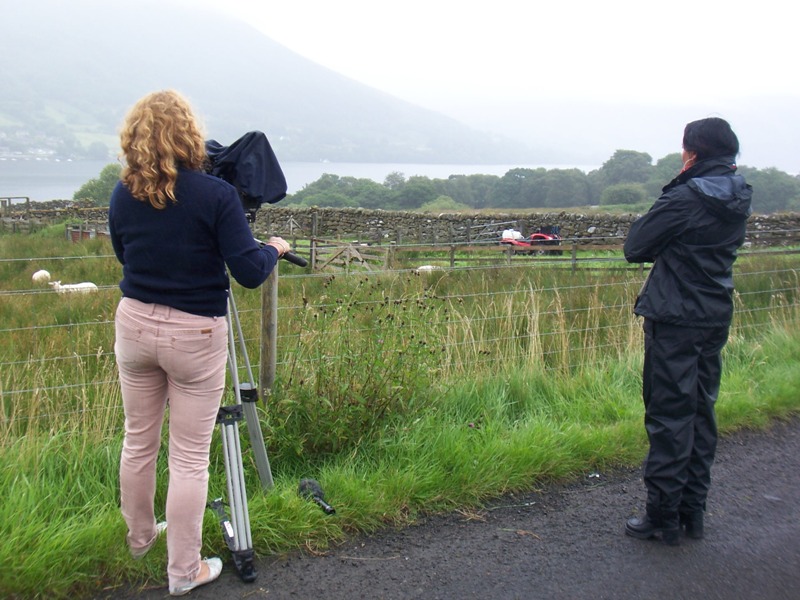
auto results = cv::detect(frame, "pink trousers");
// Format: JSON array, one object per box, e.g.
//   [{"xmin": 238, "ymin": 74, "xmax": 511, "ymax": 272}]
[{"xmin": 115, "ymin": 297, "xmax": 228, "ymax": 588}]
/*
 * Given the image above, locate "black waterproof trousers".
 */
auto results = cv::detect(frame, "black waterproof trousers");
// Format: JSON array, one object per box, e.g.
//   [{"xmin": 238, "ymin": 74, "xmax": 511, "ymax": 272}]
[{"xmin": 641, "ymin": 318, "xmax": 729, "ymax": 521}]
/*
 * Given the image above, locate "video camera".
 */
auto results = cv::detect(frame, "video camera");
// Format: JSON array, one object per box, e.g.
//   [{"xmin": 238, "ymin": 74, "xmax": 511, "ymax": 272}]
[
  {"xmin": 205, "ymin": 130, "xmax": 286, "ymax": 221},
  {"xmin": 205, "ymin": 131, "xmax": 306, "ymax": 267}
]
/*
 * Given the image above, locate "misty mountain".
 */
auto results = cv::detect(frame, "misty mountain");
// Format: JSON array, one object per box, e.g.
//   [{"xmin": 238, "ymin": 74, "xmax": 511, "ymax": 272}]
[{"xmin": 0, "ymin": 0, "xmax": 543, "ymax": 164}]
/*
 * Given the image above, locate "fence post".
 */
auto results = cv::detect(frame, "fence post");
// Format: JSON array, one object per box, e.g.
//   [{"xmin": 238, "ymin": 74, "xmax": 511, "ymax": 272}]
[
  {"xmin": 260, "ymin": 264, "xmax": 279, "ymax": 394},
  {"xmin": 386, "ymin": 243, "xmax": 395, "ymax": 269},
  {"xmin": 571, "ymin": 243, "xmax": 578, "ymax": 273},
  {"xmin": 289, "ymin": 216, "xmax": 298, "ymax": 250},
  {"xmin": 310, "ymin": 212, "xmax": 318, "ymax": 271},
  {"xmin": 450, "ymin": 244, "xmax": 456, "ymax": 267}
]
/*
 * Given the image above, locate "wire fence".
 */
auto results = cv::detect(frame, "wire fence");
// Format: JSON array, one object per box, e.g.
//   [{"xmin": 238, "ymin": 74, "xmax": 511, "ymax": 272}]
[{"xmin": 1, "ymin": 233, "xmax": 798, "ymax": 441}]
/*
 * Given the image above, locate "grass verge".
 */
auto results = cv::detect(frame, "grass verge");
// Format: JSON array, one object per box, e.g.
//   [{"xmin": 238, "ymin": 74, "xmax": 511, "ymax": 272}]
[{"xmin": 1, "ymin": 326, "xmax": 798, "ymax": 598}]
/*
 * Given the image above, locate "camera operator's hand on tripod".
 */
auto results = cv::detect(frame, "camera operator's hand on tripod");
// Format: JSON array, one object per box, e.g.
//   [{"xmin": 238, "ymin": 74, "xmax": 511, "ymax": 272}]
[{"xmin": 267, "ymin": 236, "xmax": 291, "ymax": 257}]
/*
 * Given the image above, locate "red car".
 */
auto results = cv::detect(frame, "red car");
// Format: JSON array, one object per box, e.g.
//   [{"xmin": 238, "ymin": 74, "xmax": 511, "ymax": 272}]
[{"xmin": 501, "ymin": 226, "xmax": 563, "ymax": 255}]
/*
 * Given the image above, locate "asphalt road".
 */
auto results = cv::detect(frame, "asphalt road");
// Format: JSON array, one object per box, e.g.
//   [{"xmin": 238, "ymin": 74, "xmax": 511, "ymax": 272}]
[{"xmin": 107, "ymin": 417, "xmax": 800, "ymax": 600}]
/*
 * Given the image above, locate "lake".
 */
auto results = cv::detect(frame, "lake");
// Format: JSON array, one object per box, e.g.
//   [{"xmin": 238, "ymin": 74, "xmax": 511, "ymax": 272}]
[{"xmin": 0, "ymin": 158, "xmax": 597, "ymax": 203}]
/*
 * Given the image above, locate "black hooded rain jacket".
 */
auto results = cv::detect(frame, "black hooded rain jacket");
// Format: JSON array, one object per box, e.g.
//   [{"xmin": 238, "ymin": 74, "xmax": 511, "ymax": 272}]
[{"xmin": 624, "ymin": 156, "xmax": 753, "ymax": 328}]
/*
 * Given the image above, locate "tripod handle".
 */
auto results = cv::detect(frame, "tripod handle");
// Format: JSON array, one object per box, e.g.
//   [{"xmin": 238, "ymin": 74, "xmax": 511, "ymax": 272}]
[
  {"xmin": 254, "ymin": 237, "xmax": 308, "ymax": 267},
  {"xmin": 282, "ymin": 251, "xmax": 308, "ymax": 267}
]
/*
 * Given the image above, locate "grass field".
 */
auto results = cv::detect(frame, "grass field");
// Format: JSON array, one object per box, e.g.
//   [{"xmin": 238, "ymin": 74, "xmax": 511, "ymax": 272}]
[{"xmin": 1, "ymin": 223, "xmax": 798, "ymax": 598}]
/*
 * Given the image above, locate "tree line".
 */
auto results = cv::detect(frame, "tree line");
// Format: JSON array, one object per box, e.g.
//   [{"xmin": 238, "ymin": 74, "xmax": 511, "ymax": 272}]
[
  {"xmin": 76, "ymin": 150, "xmax": 800, "ymax": 214},
  {"xmin": 284, "ymin": 151, "xmax": 800, "ymax": 214}
]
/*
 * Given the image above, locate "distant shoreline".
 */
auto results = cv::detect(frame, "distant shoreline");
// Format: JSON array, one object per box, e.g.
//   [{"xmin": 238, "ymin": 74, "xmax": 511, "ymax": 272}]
[{"xmin": 0, "ymin": 160, "xmax": 600, "ymax": 203}]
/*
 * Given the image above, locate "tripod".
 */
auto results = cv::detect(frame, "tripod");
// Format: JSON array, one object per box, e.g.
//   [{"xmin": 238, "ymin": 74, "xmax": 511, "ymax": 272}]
[
  {"xmin": 207, "ymin": 288, "xmax": 269, "ymax": 582},
  {"xmin": 208, "ymin": 251, "xmax": 307, "ymax": 583}
]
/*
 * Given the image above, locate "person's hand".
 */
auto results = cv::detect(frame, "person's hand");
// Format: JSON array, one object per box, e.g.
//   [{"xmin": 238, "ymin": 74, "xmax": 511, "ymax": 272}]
[{"xmin": 267, "ymin": 236, "xmax": 291, "ymax": 257}]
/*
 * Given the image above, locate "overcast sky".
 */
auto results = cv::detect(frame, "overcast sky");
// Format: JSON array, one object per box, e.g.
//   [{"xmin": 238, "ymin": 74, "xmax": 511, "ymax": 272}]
[{"xmin": 178, "ymin": 0, "xmax": 797, "ymax": 172}]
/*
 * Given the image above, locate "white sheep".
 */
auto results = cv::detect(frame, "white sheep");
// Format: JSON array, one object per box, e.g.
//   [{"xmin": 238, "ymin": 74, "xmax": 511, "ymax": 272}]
[
  {"xmin": 414, "ymin": 265, "xmax": 444, "ymax": 273},
  {"xmin": 48, "ymin": 280, "xmax": 98, "ymax": 294},
  {"xmin": 32, "ymin": 269, "xmax": 51, "ymax": 284}
]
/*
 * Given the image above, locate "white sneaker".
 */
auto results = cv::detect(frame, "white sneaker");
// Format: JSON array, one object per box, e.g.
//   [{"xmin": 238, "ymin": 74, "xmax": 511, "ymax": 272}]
[
  {"xmin": 130, "ymin": 521, "xmax": 168, "ymax": 560},
  {"xmin": 169, "ymin": 557, "xmax": 223, "ymax": 596}
]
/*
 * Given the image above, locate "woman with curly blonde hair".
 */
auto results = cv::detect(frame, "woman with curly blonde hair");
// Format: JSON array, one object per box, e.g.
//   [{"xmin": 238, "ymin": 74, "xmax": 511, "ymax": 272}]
[
  {"xmin": 109, "ymin": 90, "xmax": 290, "ymax": 596},
  {"xmin": 119, "ymin": 90, "xmax": 207, "ymax": 209}
]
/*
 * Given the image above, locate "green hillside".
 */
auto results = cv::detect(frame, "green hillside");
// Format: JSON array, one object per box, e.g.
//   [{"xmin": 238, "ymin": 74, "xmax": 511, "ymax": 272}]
[{"xmin": 0, "ymin": 0, "xmax": 541, "ymax": 164}]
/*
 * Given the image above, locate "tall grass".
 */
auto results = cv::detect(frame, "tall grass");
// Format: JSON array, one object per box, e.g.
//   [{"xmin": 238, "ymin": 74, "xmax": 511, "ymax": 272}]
[{"xmin": 1, "ymin": 227, "xmax": 798, "ymax": 598}]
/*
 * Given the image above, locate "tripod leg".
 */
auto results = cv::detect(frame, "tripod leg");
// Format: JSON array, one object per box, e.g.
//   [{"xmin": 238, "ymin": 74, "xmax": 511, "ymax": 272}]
[
  {"xmin": 228, "ymin": 293, "xmax": 274, "ymax": 489},
  {"xmin": 210, "ymin": 288, "xmax": 273, "ymax": 582},
  {"xmin": 241, "ymin": 392, "xmax": 274, "ymax": 489},
  {"xmin": 216, "ymin": 406, "xmax": 257, "ymax": 583}
]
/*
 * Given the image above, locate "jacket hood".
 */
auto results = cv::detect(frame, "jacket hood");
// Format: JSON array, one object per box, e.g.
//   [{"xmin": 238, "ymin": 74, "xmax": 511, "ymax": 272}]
[
  {"xmin": 684, "ymin": 156, "xmax": 753, "ymax": 223},
  {"xmin": 688, "ymin": 174, "xmax": 753, "ymax": 222}
]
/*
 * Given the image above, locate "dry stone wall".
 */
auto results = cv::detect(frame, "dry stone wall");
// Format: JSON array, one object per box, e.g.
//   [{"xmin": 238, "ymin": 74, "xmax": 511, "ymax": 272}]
[
  {"xmin": 253, "ymin": 206, "xmax": 800, "ymax": 247},
  {"xmin": 5, "ymin": 201, "xmax": 800, "ymax": 246}
]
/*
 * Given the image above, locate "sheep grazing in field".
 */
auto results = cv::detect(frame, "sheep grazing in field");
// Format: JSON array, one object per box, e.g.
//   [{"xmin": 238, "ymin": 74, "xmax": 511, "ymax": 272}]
[
  {"xmin": 414, "ymin": 265, "xmax": 444, "ymax": 274},
  {"xmin": 32, "ymin": 269, "xmax": 51, "ymax": 284},
  {"xmin": 48, "ymin": 280, "xmax": 99, "ymax": 294}
]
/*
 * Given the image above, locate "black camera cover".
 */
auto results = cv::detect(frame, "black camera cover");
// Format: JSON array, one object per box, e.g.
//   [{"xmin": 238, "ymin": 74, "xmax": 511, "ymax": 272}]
[{"xmin": 205, "ymin": 131, "xmax": 287, "ymax": 211}]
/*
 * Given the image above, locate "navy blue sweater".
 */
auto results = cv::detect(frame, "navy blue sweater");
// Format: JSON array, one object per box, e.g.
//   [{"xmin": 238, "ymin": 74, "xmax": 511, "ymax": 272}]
[{"xmin": 109, "ymin": 168, "xmax": 279, "ymax": 317}]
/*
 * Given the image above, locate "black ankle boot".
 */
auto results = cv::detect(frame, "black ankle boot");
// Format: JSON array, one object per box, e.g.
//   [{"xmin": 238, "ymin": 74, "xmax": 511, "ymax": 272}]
[
  {"xmin": 680, "ymin": 512, "xmax": 704, "ymax": 539},
  {"xmin": 625, "ymin": 510, "xmax": 680, "ymax": 546}
]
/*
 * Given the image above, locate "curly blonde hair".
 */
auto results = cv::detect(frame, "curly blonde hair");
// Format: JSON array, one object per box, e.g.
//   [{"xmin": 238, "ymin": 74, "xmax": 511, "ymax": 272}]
[{"xmin": 119, "ymin": 90, "xmax": 207, "ymax": 209}]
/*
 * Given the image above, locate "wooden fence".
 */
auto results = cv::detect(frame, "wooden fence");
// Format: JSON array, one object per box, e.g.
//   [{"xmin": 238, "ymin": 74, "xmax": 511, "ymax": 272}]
[
  {"xmin": 296, "ymin": 238, "xmax": 800, "ymax": 274},
  {"xmin": 300, "ymin": 239, "xmax": 633, "ymax": 272}
]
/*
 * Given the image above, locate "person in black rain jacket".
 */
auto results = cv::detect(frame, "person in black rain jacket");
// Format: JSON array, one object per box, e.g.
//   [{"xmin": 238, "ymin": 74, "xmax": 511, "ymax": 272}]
[{"xmin": 623, "ymin": 117, "xmax": 753, "ymax": 545}]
